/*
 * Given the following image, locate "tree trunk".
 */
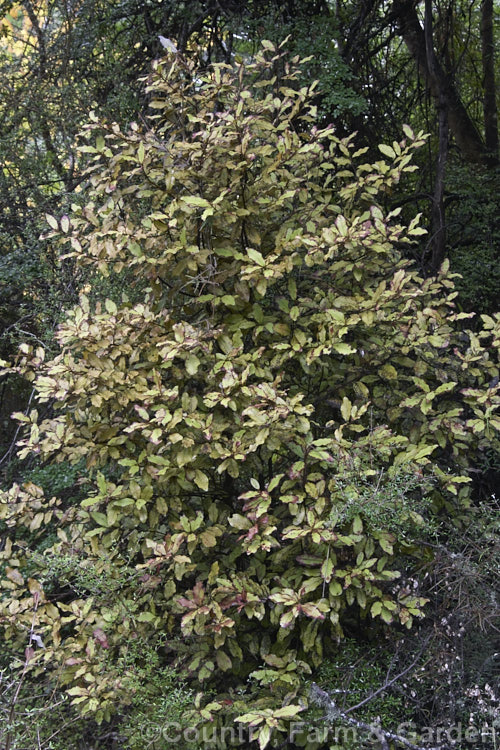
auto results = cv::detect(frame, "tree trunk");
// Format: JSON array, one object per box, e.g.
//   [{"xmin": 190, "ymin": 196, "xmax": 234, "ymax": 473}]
[
  {"xmin": 424, "ymin": 0, "xmax": 448, "ymax": 272},
  {"xmin": 481, "ymin": 0, "xmax": 499, "ymax": 164},
  {"xmin": 393, "ymin": 0, "xmax": 488, "ymax": 165}
]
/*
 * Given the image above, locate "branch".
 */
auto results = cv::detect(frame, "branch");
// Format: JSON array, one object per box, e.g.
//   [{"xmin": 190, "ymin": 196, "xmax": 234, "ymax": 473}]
[
  {"xmin": 0, "ymin": 387, "xmax": 35, "ymax": 468},
  {"xmin": 310, "ymin": 681, "xmax": 452, "ymax": 750},
  {"xmin": 393, "ymin": 0, "xmax": 487, "ymax": 164},
  {"xmin": 344, "ymin": 634, "xmax": 431, "ymax": 715}
]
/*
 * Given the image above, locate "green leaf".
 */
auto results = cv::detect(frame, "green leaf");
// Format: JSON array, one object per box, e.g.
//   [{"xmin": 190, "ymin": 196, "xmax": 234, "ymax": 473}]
[
  {"xmin": 321, "ymin": 556, "xmax": 334, "ymax": 581},
  {"xmin": 379, "ymin": 537, "xmax": 393, "ymax": 555},
  {"xmin": 336, "ymin": 215, "xmax": 348, "ymax": 236},
  {"xmin": 216, "ymin": 650, "xmax": 232, "ymax": 671},
  {"xmin": 273, "ymin": 705, "xmax": 304, "ymax": 719},
  {"xmin": 268, "ymin": 474, "xmax": 284, "ymax": 492},
  {"xmin": 111, "ymin": 498, "xmax": 134, "ymax": 508},
  {"xmin": 402, "ymin": 124, "xmax": 415, "ymax": 139},
  {"xmin": 379, "ymin": 364, "xmax": 398, "ymax": 380},
  {"xmin": 228, "ymin": 514, "xmax": 251, "ymax": 530},
  {"xmin": 329, "ymin": 580, "xmax": 342, "ymax": 597},
  {"xmin": 340, "ymin": 397, "xmax": 352, "ymax": 421},
  {"xmin": 66, "ymin": 687, "xmax": 89, "ymax": 697},
  {"xmin": 378, "ymin": 143, "xmax": 396, "ymax": 159},
  {"xmin": 380, "ymin": 607, "xmax": 394, "ymax": 624},
  {"xmin": 90, "ymin": 512, "xmax": 108, "ymax": 527},
  {"xmin": 185, "ymin": 354, "xmax": 200, "ymax": 375},
  {"xmin": 235, "ymin": 711, "xmax": 265, "ymax": 726},
  {"xmin": 105, "ymin": 299, "xmax": 117, "ymax": 315},
  {"xmin": 46, "ymin": 214, "xmax": 59, "ymax": 230},
  {"xmin": 137, "ymin": 611, "xmax": 156, "ymax": 622},
  {"xmin": 200, "ymin": 530, "xmax": 217, "ymax": 547},
  {"xmin": 352, "ymin": 515, "xmax": 363, "ymax": 534},
  {"xmin": 129, "ymin": 241, "xmax": 143, "ymax": 257},
  {"xmin": 333, "ymin": 342, "xmax": 355, "ymax": 355},
  {"xmin": 81, "ymin": 496, "xmax": 100, "ymax": 508},
  {"xmin": 193, "ymin": 470, "xmax": 209, "ymax": 491},
  {"xmin": 280, "ymin": 610, "xmax": 296, "ymax": 628},
  {"xmin": 247, "ymin": 248, "xmax": 266, "ymax": 266},
  {"xmin": 180, "ymin": 196, "xmax": 211, "ymax": 208},
  {"xmin": 258, "ymin": 725, "xmax": 272, "ymax": 750}
]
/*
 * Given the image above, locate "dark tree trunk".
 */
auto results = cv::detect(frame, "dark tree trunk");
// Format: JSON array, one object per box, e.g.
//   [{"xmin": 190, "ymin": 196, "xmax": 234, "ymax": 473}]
[
  {"xmin": 393, "ymin": 0, "xmax": 488, "ymax": 165},
  {"xmin": 429, "ymin": 96, "xmax": 449, "ymax": 271},
  {"xmin": 481, "ymin": 0, "xmax": 499, "ymax": 164},
  {"xmin": 424, "ymin": 0, "xmax": 448, "ymax": 272}
]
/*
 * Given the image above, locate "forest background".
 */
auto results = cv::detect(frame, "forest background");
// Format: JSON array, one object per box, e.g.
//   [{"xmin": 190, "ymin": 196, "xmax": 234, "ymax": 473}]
[{"xmin": 0, "ymin": 1, "xmax": 498, "ymax": 749}]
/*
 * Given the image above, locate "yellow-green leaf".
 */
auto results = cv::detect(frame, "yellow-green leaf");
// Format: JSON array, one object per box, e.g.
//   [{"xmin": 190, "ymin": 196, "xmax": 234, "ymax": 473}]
[
  {"xmin": 379, "ymin": 143, "xmax": 396, "ymax": 159},
  {"xmin": 379, "ymin": 364, "xmax": 398, "ymax": 380},
  {"xmin": 46, "ymin": 214, "xmax": 59, "ymax": 230},
  {"xmin": 247, "ymin": 248, "xmax": 265, "ymax": 266},
  {"xmin": 340, "ymin": 397, "xmax": 352, "ymax": 421}
]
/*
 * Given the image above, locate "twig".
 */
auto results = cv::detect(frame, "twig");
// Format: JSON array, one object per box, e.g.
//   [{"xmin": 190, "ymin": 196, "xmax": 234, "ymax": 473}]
[
  {"xmin": 344, "ymin": 634, "xmax": 431, "ymax": 715},
  {"xmin": 310, "ymin": 682, "xmax": 451, "ymax": 750},
  {"xmin": 0, "ymin": 387, "xmax": 35, "ymax": 467},
  {"xmin": 4, "ymin": 593, "xmax": 40, "ymax": 750}
]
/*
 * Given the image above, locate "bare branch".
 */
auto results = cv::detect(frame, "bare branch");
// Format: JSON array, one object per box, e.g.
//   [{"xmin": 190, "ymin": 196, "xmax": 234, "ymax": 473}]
[{"xmin": 310, "ymin": 681, "xmax": 452, "ymax": 750}]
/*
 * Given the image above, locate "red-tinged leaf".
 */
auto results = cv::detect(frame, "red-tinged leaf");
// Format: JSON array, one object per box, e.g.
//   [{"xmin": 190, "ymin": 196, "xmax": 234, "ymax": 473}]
[
  {"xmin": 280, "ymin": 609, "xmax": 296, "ymax": 628},
  {"xmin": 93, "ymin": 628, "xmax": 109, "ymax": 649},
  {"xmin": 177, "ymin": 597, "xmax": 197, "ymax": 609},
  {"xmin": 6, "ymin": 567, "xmax": 24, "ymax": 585},
  {"xmin": 300, "ymin": 602, "xmax": 326, "ymax": 619}
]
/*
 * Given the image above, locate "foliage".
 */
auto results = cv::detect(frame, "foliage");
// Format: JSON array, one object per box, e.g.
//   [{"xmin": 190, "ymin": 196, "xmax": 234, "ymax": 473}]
[
  {"xmin": 0, "ymin": 42, "xmax": 499, "ymax": 748},
  {"xmin": 315, "ymin": 494, "xmax": 500, "ymax": 749},
  {"xmin": 326, "ymin": 463, "xmax": 435, "ymax": 538},
  {"xmin": 446, "ymin": 163, "xmax": 500, "ymax": 314},
  {"xmin": 233, "ymin": 8, "xmax": 366, "ymax": 124},
  {"xmin": 0, "ymin": 0, "xmax": 170, "ymax": 364},
  {"xmin": 110, "ymin": 640, "xmax": 195, "ymax": 750},
  {"xmin": 314, "ymin": 639, "xmax": 407, "ymax": 722}
]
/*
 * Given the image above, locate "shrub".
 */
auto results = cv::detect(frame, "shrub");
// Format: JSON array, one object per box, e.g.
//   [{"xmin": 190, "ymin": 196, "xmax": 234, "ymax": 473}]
[{"xmin": 0, "ymin": 41, "xmax": 499, "ymax": 747}]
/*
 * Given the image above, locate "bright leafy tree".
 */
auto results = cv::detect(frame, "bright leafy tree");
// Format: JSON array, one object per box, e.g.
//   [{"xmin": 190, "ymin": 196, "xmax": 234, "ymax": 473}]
[{"xmin": 1, "ymin": 42, "xmax": 499, "ymax": 748}]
